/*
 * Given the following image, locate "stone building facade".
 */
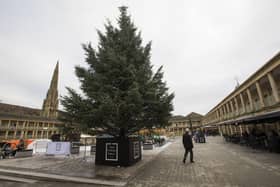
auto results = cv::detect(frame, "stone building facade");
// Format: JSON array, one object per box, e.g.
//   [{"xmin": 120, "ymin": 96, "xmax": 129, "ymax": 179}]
[
  {"xmin": 0, "ymin": 62, "xmax": 63, "ymax": 141},
  {"xmin": 167, "ymin": 112, "xmax": 203, "ymax": 136},
  {"xmin": 202, "ymin": 52, "xmax": 280, "ymax": 136}
]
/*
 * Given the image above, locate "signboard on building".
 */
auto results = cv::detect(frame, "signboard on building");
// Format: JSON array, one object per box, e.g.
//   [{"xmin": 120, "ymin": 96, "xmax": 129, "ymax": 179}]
[
  {"xmin": 133, "ymin": 141, "xmax": 140, "ymax": 159},
  {"xmin": 105, "ymin": 143, "xmax": 118, "ymax": 161}
]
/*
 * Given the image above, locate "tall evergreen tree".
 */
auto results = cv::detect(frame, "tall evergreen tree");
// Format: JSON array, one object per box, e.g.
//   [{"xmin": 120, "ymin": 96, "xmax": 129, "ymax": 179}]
[{"xmin": 61, "ymin": 7, "xmax": 174, "ymax": 137}]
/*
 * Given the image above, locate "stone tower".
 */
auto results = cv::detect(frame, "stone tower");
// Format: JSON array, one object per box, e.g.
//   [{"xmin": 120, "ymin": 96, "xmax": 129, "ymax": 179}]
[{"xmin": 41, "ymin": 61, "xmax": 59, "ymax": 118}]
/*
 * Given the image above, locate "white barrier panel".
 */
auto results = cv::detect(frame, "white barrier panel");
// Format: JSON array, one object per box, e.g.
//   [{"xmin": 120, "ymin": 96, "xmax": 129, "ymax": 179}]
[
  {"xmin": 46, "ymin": 142, "xmax": 70, "ymax": 155},
  {"xmin": 27, "ymin": 139, "xmax": 51, "ymax": 154}
]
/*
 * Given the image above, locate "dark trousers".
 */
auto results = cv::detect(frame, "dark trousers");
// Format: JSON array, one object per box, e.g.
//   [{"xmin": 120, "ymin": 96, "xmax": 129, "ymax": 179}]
[{"xmin": 183, "ymin": 148, "xmax": 193, "ymax": 162}]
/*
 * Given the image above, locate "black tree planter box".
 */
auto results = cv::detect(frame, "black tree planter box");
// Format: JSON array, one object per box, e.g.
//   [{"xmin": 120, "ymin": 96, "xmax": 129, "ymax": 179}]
[{"xmin": 95, "ymin": 135, "xmax": 142, "ymax": 166}]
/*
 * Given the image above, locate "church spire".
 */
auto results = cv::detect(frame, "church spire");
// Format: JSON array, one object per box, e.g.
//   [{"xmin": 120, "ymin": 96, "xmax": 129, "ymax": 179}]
[{"xmin": 41, "ymin": 61, "xmax": 59, "ymax": 118}]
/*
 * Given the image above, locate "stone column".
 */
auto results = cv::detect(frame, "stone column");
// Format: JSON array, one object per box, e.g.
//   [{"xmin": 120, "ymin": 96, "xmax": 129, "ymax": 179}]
[
  {"xmin": 229, "ymin": 125, "xmax": 233, "ymax": 135},
  {"xmin": 5, "ymin": 131, "xmax": 8, "ymax": 139},
  {"xmin": 240, "ymin": 93, "xmax": 246, "ymax": 113},
  {"xmin": 13, "ymin": 130, "xmax": 16, "ymax": 139},
  {"xmin": 35, "ymin": 123, "xmax": 39, "ymax": 138},
  {"xmin": 23, "ymin": 121, "xmax": 27, "ymax": 138},
  {"xmin": 256, "ymin": 81, "xmax": 265, "ymax": 108},
  {"xmin": 225, "ymin": 105, "xmax": 228, "ymax": 119},
  {"xmin": 267, "ymin": 72, "xmax": 280, "ymax": 103},
  {"xmin": 32, "ymin": 129, "xmax": 35, "ymax": 138},
  {"xmin": 234, "ymin": 97, "xmax": 239, "ymax": 115},
  {"xmin": 225, "ymin": 125, "xmax": 228, "ymax": 134},
  {"xmin": 224, "ymin": 105, "xmax": 228, "ymax": 119},
  {"xmin": 239, "ymin": 125, "xmax": 243, "ymax": 134},
  {"xmin": 230, "ymin": 100, "xmax": 234, "ymax": 117},
  {"xmin": 228, "ymin": 102, "xmax": 232, "ymax": 118},
  {"xmin": 20, "ymin": 130, "xmax": 24, "ymax": 138},
  {"xmin": 220, "ymin": 108, "xmax": 223, "ymax": 120},
  {"xmin": 246, "ymin": 89, "xmax": 254, "ymax": 111},
  {"xmin": 227, "ymin": 125, "xmax": 231, "ymax": 135},
  {"xmin": 218, "ymin": 126, "xmax": 222, "ymax": 135},
  {"xmin": 221, "ymin": 107, "xmax": 224, "ymax": 120},
  {"xmin": 47, "ymin": 123, "xmax": 50, "ymax": 139}
]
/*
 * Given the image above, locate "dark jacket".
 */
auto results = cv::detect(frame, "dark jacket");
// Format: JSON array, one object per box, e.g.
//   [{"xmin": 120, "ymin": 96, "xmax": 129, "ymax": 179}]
[{"xmin": 183, "ymin": 133, "xmax": 193, "ymax": 149}]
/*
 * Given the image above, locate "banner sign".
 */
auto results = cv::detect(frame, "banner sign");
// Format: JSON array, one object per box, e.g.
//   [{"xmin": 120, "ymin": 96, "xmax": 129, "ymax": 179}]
[
  {"xmin": 46, "ymin": 142, "xmax": 71, "ymax": 155},
  {"xmin": 133, "ymin": 141, "xmax": 140, "ymax": 159},
  {"xmin": 105, "ymin": 143, "xmax": 118, "ymax": 161}
]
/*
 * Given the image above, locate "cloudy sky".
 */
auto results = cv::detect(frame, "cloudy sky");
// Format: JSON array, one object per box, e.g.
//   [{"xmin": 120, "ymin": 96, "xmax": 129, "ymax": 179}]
[{"xmin": 0, "ymin": 0, "xmax": 279, "ymax": 116}]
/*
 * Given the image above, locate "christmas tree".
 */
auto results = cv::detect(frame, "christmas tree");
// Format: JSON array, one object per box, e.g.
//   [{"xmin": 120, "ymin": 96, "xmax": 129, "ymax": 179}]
[{"xmin": 61, "ymin": 7, "xmax": 174, "ymax": 138}]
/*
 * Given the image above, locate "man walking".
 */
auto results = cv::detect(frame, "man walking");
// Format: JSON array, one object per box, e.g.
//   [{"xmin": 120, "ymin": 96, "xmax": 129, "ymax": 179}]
[{"xmin": 182, "ymin": 128, "xmax": 194, "ymax": 163}]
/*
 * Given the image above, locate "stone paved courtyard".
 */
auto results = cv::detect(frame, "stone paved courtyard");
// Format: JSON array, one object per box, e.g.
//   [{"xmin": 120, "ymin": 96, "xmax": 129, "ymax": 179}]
[
  {"xmin": 0, "ymin": 142, "xmax": 172, "ymax": 186},
  {"xmin": 127, "ymin": 136, "xmax": 280, "ymax": 187},
  {"xmin": 1, "ymin": 136, "xmax": 280, "ymax": 187}
]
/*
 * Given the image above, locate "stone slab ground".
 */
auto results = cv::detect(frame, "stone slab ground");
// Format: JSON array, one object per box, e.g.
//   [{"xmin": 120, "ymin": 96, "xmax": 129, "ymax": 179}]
[
  {"xmin": 127, "ymin": 136, "xmax": 280, "ymax": 187},
  {"xmin": 0, "ymin": 141, "xmax": 172, "ymax": 186},
  {"xmin": 1, "ymin": 137, "xmax": 280, "ymax": 187}
]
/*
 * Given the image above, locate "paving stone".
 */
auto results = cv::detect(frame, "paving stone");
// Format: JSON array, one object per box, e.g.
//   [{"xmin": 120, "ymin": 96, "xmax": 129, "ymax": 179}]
[
  {"xmin": 1, "ymin": 137, "xmax": 280, "ymax": 187},
  {"xmin": 127, "ymin": 137, "xmax": 280, "ymax": 187}
]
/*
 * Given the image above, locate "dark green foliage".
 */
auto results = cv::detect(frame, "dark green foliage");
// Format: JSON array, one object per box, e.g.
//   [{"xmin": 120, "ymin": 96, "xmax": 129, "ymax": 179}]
[{"xmin": 61, "ymin": 7, "xmax": 174, "ymax": 137}]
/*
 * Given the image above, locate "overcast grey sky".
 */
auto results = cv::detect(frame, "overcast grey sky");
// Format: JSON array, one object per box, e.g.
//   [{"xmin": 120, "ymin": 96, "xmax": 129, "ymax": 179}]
[{"xmin": 0, "ymin": 0, "xmax": 279, "ymax": 116}]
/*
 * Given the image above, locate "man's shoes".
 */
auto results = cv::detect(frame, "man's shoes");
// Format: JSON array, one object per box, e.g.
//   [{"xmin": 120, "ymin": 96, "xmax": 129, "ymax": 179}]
[
  {"xmin": 190, "ymin": 161, "xmax": 195, "ymax": 163},
  {"xmin": 183, "ymin": 160, "xmax": 185, "ymax": 164}
]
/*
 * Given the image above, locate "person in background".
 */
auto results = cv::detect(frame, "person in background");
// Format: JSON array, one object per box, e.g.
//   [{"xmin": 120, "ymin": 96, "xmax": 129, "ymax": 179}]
[
  {"xmin": 267, "ymin": 130, "xmax": 279, "ymax": 152},
  {"xmin": 182, "ymin": 128, "xmax": 194, "ymax": 164},
  {"xmin": 17, "ymin": 139, "xmax": 25, "ymax": 151},
  {"xmin": 194, "ymin": 130, "xmax": 199, "ymax": 143}
]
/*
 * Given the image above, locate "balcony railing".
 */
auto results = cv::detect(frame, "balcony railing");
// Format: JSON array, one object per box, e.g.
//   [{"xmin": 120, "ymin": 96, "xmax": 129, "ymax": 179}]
[{"xmin": 0, "ymin": 126, "xmax": 10, "ymax": 130}]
